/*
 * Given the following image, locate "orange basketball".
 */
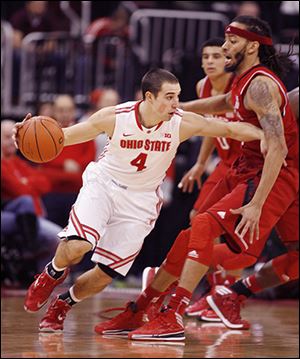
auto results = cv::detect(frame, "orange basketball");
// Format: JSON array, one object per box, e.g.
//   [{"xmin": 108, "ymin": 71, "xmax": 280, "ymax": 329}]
[{"xmin": 17, "ymin": 116, "xmax": 64, "ymax": 163}]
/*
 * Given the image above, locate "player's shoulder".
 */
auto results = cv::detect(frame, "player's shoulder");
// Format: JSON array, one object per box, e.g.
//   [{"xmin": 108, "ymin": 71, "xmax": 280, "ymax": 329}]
[
  {"xmin": 115, "ymin": 101, "xmax": 137, "ymax": 112},
  {"xmin": 247, "ymin": 74, "xmax": 279, "ymax": 96},
  {"xmin": 196, "ymin": 78, "xmax": 207, "ymax": 97}
]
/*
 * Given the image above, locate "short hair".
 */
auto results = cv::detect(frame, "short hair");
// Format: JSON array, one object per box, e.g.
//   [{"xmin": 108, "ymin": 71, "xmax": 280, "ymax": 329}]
[
  {"xmin": 201, "ymin": 37, "xmax": 224, "ymax": 54},
  {"xmin": 141, "ymin": 68, "xmax": 179, "ymax": 99}
]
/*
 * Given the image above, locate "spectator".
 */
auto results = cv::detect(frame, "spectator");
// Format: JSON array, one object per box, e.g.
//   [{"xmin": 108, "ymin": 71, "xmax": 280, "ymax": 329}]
[
  {"xmin": 41, "ymin": 94, "xmax": 96, "ymax": 193},
  {"xmin": 37, "ymin": 101, "xmax": 54, "ymax": 118},
  {"xmin": 79, "ymin": 88, "xmax": 120, "ymax": 158},
  {"xmin": 40, "ymin": 95, "xmax": 96, "ymax": 226},
  {"xmin": 9, "ymin": 1, "xmax": 62, "ymax": 105},
  {"xmin": 236, "ymin": 1, "xmax": 261, "ymax": 17},
  {"xmin": 85, "ymin": 4, "xmax": 131, "ymax": 42},
  {"xmin": 10, "ymin": 1, "xmax": 55, "ymax": 49},
  {"xmin": 1, "ymin": 120, "xmax": 61, "ymax": 277}
]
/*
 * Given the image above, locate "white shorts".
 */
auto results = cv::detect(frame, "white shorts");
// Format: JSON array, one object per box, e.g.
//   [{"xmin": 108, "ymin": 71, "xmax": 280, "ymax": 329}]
[{"xmin": 58, "ymin": 162, "xmax": 163, "ymax": 276}]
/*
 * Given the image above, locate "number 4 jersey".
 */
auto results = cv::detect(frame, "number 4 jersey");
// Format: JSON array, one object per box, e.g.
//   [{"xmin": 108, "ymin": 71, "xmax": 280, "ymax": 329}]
[{"xmin": 95, "ymin": 101, "xmax": 182, "ymax": 191}]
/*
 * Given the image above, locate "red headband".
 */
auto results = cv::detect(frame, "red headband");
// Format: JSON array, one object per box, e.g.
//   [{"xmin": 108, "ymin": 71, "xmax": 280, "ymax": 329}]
[{"xmin": 225, "ymin": 25, "xmax": 273, "ymax": 46}]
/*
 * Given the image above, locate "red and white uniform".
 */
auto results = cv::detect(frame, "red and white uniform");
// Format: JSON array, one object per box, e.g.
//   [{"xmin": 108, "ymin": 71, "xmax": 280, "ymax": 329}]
[
  {"xmin": 59, "ymin": 101, "xmax": 182, "ymax": 275},
  {"xmin": 202, "ymin": 65, "xmax": 299, "ymax": 257},
  {"xmin": 194, "ymin": 75, "xmax": 241, "ymax": 212}
]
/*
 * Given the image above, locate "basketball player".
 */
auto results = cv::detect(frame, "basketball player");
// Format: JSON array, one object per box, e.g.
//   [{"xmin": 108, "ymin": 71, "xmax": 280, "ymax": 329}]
[
  {"xmin": 94, "ymin": 17, "xmax": 298, "ymax": 340},
  {"xmin": 13, "ymin": 68, "xmax": 264, "ymax": 333},
  {"xmin": 178, "ymin": 37, "xmax": 243, "ymax": 317}
]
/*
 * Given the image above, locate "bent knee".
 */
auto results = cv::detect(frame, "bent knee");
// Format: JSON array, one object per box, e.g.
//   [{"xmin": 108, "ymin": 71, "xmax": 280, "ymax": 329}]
[{"xmin": 62, "ymin": 238, "xmax": 92, "ymax": 261}]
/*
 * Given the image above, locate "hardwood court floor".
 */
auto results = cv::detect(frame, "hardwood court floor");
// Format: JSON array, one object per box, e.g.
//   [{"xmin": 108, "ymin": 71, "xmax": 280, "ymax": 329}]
[{"xmin": 1, "ymin": 289, "xmax": 299, "ymax": 358}]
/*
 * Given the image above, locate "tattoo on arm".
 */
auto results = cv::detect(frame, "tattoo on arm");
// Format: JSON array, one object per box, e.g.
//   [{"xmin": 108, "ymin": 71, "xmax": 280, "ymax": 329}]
[{"xmin": 248, "ymin": 80, "xmax": 284, "ymax": 140}]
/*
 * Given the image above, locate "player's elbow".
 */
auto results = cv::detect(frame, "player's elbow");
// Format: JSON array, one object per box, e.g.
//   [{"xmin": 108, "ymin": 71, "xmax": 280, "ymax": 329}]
[{"xmin": 268, "ymin": 138, "xmax": 288, "ymax": 159}]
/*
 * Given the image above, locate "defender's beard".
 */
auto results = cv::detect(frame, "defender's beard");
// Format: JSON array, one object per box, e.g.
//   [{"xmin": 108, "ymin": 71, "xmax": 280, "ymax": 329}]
[{"xmin": 224, "ymin": 46, "xmax": 247, "ymax": 73}]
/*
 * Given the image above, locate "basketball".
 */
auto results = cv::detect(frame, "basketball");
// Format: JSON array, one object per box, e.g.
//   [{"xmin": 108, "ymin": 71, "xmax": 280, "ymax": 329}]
[{"xmin": 17, "ymin": 116, "xmax": 64, "ymax": 163}]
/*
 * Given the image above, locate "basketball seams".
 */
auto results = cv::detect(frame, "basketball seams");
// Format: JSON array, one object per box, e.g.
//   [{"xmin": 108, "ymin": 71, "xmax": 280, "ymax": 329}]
[
  {"xmin": 20, "ymin": 121, "xmax": 31, "ymax": 155},
  {"xmin": 40, "ymin": 119, "xmax": 58, "ymax": 154},
  {"xmin": 18, "ymin": 116, "xmax": 64, "ymax": 163},
  {"xmin": 34, "ymin": 119, "xmax": 44, "ymax": 162}
]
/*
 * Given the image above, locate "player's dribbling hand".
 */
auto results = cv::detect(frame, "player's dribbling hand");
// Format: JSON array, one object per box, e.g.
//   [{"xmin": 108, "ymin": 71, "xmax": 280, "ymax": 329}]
[{"xmin": 12, "ymin": 113, "xmax": 32, "ymax": 148}]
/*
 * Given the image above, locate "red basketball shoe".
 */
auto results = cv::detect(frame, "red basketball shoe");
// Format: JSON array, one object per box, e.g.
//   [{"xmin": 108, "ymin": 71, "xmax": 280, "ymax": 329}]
[
  {"xmin": 185, "ymin": 295, "xmax": 210, "ymax": 317},
  {"xmin": 185, "ymin": 272, "xmax": 236, "ymax": 317},
  {"xmin": 128, "ymin": 308, "xmax": 185, "ymax": 341},
  {"xmin": 199, "ymin": 308, "xmax": 221, "ymax": 322},
  {"xmin": 39, "ymin": 297, "xmax": 72, "ymax": 332},
  {"xmin": 24, "ymin": 267, "xmax": 70, "ymax": 312},
  {"xmin": 94, "ymin": 301, "xmax": 147, "ymax": 335},
  {"xmin": 206, "ymin": 286, "xmax": 250, "ymax": 329}
]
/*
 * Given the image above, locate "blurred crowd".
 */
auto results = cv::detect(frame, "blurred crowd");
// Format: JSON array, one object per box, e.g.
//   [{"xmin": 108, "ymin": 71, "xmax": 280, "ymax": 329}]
[{"xmin": 1, "ymin": 1, "xmax": 298, "ymax": 297}]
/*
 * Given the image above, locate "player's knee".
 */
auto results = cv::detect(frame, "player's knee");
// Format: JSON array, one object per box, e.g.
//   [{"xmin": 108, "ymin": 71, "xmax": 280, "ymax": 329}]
[
  {"xmin": 163, "ymin": 229, "xmax": 190, "ymax": 277},
  {"xmin": 96, "ymin": 263, "xmax": 116, "ymax": 284},
  {"xmin": 188, "ymin": 213, "xmax": 217, "ymax": 266},
  {"xmin": 63, "ymin": 236, "xmax": 92, "ymax": 262},
  {"xmin": 273, "ymin": 251, "xmax": 299, "ymax": 281}
]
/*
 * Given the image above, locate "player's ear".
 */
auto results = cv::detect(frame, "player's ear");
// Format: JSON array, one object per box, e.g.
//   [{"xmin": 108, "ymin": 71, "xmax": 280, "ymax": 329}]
[
  {"xmin": 145, "ymin": 91, "xmax": 153, "ymax": 103},
  {"xmin": 248, "ymin": 41, "xmax": 259, "ymax": 55}
]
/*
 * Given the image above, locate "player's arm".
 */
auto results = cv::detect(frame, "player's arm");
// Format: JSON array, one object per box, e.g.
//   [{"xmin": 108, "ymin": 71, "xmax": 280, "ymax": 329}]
[
  {"xmin": 180, "ymin": 92, "xmax": 233, "ymax": 114},
  {"xmin": 63, "ymin": 106, "xmax": 116, "ymax": 146},
  {"xmin": 287, "ymin": 86, "xmax": 299, "ymax": 121},
  {"xmin": 180, "ymin": 111, "xmax": 264, "ymax": 143},
  {"xmin": 231, "ymin": 76, "xmax": 288, "ymax": 243},
  {"xmin": 243, "ymin": 76, "xmax": 287, "ymax": 206}
]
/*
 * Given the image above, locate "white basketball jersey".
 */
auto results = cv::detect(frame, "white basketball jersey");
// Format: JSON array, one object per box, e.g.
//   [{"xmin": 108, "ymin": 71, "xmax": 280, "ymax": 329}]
[{"xmin": 96, "ymin": 101, "xmax": 182, "ymax": 191}]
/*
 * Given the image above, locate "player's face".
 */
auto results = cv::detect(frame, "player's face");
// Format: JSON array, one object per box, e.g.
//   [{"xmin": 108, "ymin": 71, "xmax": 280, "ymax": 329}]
[
  {"xmin": 202, "ymin": 46, "xmax": 225, "ymax": 78},
  {"xmin": 222, "ymin": 22, "xmax": 249, "ymax": 73},
  {"xmin": 152, "ymin": 82, "xmax": 181, "ymax": 121}
]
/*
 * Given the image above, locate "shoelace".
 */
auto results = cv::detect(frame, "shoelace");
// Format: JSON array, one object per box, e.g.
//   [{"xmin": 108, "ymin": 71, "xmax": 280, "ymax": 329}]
[
  {"xmin": 98, "ymin": 289, "xmax": 172, "ymax": 319},
  {"xmin": 98, "ymin": 301, "xmax": 137, "ymax": 320}
]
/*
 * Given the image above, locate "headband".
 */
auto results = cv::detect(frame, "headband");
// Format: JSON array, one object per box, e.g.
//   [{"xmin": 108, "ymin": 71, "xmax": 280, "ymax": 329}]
[{"xmin": 225, "ymin": 25, "xmax": 273, "ymax": 46}]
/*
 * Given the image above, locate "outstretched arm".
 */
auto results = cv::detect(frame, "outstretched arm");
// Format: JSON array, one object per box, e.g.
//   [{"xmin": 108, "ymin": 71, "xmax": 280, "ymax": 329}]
[
  {"xmin": 180, "ymin": 92, "xmax": 233, "ymax": 114},
  {"xmin": 180, "ymin": 111, "xmax": 264, "ymax": 143},
  {"xmin": 230, "ymin": 76, "xmax": 288, "ymax": 243}
]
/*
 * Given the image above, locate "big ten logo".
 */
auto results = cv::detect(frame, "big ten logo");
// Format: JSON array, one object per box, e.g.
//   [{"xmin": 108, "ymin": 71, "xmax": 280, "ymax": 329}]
[{"xmin": 164, "ymin": 133, "xmax": 171, "ymax": 138}]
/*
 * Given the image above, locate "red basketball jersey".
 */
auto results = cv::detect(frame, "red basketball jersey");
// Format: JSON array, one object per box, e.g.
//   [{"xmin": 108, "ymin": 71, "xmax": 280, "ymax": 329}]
[
  {"xmin": 199, "ymin": 75, "xmax": 241, "ymax": 165},
  {"xmin": 231, "ymin": 65, "xmax": 299, "ymax": 171}
]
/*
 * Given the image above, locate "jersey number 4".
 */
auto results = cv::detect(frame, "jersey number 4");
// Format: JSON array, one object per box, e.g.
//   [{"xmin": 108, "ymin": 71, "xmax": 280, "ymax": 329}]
[{"xmin": 130, "ymin": 153, "xmax": 148, "ymax": 171}]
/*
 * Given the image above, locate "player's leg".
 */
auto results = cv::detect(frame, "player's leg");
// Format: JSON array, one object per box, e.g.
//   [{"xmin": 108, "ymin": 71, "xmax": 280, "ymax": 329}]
[
  {"xmin": 207, "ymin": 192, "xmax": 299, "ymax": 330},
  {"xmin": 94, "ymin": 185, "xmax": 171, "ymax": 335},
  {"xmin": 24, "ymin": 164, "xmax": 112, "ymax": 313},
  {"xmin": 39, "ymin": 263, "xmax": 115, "ymax": 332},
  {"xmin": 128, "ymin": 212, "xmax": 224, "ymax": 341}
]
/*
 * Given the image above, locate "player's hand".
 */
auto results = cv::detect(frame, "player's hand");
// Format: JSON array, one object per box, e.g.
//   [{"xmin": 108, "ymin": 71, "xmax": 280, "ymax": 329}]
[
  {"xmin": 12, "ymin": 113, "xmax": 32, "ymax": 148},
  {"xmin": 178, "ymin": 163, "xmax": 205, "ymax": 193},
  {"xmin": 230, "ymin": 202, "xmax": 262, "ymax": 245}
]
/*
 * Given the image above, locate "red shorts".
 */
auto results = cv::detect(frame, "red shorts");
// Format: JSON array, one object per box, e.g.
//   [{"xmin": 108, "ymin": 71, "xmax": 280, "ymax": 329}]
[
  {"xmin": 205, "ymin": 166, "xmax": 299, "ymax": 258},
  {"xmin": 194, "ymin": 160, "xmax": 231, "ymax": 213}
]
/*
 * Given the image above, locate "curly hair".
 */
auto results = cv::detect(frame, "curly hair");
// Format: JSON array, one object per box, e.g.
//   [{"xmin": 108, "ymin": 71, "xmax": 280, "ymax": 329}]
[{"xmin": 232, "ymin": 16, "xmax": 295, "ymax": 79}]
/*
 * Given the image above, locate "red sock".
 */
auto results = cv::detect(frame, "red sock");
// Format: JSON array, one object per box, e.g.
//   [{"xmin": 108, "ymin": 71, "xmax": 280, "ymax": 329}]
[
  {"xmin": 168, "ymin": 286, "xmax": 192, "ymax": 316},
  {"xmin": 135, "ymin": 286, "xmax": 163, "ymax": 311}
]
